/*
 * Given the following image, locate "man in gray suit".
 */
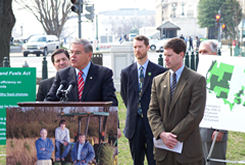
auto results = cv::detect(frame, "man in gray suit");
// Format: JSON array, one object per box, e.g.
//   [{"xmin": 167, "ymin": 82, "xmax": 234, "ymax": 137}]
[
  {"xmin": 36, "ymin": 49, "xmax": 70, "ymax": 101},
  {"xmin": 198, "ymin": 41, "xmax": 228, "ymax": 165},
  {"xmin": 148, "ymin": 38, "xmax": 206, "ymax": 165}
]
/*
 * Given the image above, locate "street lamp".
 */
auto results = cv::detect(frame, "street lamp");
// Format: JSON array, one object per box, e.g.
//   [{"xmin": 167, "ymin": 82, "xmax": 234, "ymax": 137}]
[
  {"xmin": 181, "ymin": 2, "xmax": 185, "ymax": 16},
  {"xmin": 172, "ymin": 3, "xmax": 176, "ymax": 18}
]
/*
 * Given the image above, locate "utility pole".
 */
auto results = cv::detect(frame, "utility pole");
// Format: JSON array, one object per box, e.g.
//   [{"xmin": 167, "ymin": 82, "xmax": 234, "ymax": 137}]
[
  {"xmin": 217, "ymin": 10, "xmax": 221, "ymax": 43},
  {"xmin": 96, "ymin": 15, "xmax": 99, "ymax": 51},
  {"xmin": 78, "ymin": 0, "xmax": 82, "ymax": 38},
  {"xmin": 71, "ymin": 0, "xmax": 83, "ymax": 38}
]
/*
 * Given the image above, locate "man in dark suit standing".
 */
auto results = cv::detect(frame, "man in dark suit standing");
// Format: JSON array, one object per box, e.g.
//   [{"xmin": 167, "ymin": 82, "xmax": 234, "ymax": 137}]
[
  {"xmin": 36, "ymin": 49, "xmax": 70, "ymax": 101},
  {"xmin": 45, "ymin": 38, "xmax": 118, "ymax": 106},
  {"xmin": 148, "ymin": 38, "xmax": 206, "ymax": 165},
  {"xmin": 198, "ymin": 41, "xmax": 228, "ymax": 165},
  {"xmin": 120, "ymin": 35, "xmax": 167, "ymax": 165}
]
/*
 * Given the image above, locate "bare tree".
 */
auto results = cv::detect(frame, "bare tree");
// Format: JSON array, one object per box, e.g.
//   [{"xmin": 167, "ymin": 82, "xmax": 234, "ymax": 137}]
[
  {"xmin": 15, "ymin": 0, "xmax": 71, "ymax": 38},
  {"xmin": 0, "ymin": 0, "xmax": 15, "ymax": 66},
  {"xmin": 146, "ymin": 16, "xmax": 156, "ymax": 27},
  {"xmin": 109, "ymin": 16, "xmax": 155, "ymax": 39}
]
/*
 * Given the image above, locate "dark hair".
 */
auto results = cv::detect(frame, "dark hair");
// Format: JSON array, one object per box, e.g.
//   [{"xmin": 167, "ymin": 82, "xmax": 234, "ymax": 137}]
[
  {"xmin": 78, "ymin": 133, "xmax": 86, "ymax": 137},
  {"xmin": 59, "ymin": 119, "xmax": 66, "ymax": 126},
  {"xmin": 133, "ymin": 35, "xmax": 149, "ymax": 47},
  {"xmin": 51, "ymin": 48, "xmax": 70, "ymax": 64},
  {"xmin": 164, "ymin": 37, "xmax": 186, "ymax": 55}
]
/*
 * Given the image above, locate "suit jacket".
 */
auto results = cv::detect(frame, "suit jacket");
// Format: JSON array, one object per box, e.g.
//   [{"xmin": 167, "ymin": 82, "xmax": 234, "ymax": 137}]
[
  {"xmin": 36, "ymin": 77, "xmax": 55, "ymax": 101},
  {"xmin": 120, "ymin": 61, "xmax": 167, "ymax": 139},
  {"xmin": 148, "ymin": 66, "xmax": 207, "ymax": 163},
  {"xmin": 45, "ymin": 63, "xmax": 118, "ymax": 106}
]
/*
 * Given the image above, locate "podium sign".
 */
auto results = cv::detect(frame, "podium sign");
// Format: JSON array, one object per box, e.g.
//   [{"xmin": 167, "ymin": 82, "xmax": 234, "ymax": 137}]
[{"xmin": 0, "ymin": 67, "xmax": 36, "ymax": 144}]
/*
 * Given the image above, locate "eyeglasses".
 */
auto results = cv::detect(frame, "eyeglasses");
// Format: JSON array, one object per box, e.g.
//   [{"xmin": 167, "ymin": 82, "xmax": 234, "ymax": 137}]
[{"xmin": 69, "ymin": 51, "xmax": 87, "ymax": 55}]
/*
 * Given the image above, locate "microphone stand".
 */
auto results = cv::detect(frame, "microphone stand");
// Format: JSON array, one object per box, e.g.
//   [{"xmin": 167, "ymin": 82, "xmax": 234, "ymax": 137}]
[{"xmin": 59, "ymin": 90, "xmax": 69, "ymax": 102}]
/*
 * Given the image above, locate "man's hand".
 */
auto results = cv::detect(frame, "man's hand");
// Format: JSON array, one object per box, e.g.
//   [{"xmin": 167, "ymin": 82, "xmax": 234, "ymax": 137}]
[
  {"xmin": 212, "ymin": 131, "xmax": 224, "ymax": 141},
  {"xmin": 159, "ymin": 132, "xmax": 177, "ymax": 149},
  {"xmin": 118, "ymin": 128, "xmax": 122, "ymax": 139},
  {"xmin": 81, "ymin": 160, "xmax": 85, "ymax": 163},
  {"xmin": 73, "ymin": 160, "xmax": 77, "ymax": 163},
  {"xmin": 63, "ymin": 141, "xmax": 68, "ymax": 146}
]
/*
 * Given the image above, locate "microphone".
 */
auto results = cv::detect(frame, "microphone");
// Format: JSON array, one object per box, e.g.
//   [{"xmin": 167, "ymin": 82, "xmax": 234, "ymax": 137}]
[
  {"xmin": 65, "ymin": 80, "xmax": 77, "ymax": 95},
  {"xmin": 56, "ymin": 80, "xmax": 67, "ymax": 97}
]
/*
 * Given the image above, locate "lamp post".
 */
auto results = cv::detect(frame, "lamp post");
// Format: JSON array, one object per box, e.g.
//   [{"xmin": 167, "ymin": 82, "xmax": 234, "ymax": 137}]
[
  {"xmin": 172, "ymin": 3, "xmax": 176, "ymax": 18},
  {"xmin": 181, "ymin": 2, "xmax": 185, "ymax": 16},
  {"xmin": 96, "ymin": 14, "xmax": 99, "ymax": 51}
]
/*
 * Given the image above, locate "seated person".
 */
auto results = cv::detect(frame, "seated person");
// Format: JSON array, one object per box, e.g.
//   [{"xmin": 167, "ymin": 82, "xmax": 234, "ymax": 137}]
[
  {"xmin": 55, "ymin": 119, "xmax": 71, "ymax": 161},
  {"xmin": 71, "ymin": 133, "xmax": 95, "ymax": 165}
]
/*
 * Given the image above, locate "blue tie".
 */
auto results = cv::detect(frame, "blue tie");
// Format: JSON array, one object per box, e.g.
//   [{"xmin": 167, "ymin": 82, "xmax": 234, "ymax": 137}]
[
  {"xmin": 138, "ymin": 66, "xmax": 144, "ymax": 116},
  {"xmin": 170, "ymin": 72, "xmax": 177, "ymax": 99}
]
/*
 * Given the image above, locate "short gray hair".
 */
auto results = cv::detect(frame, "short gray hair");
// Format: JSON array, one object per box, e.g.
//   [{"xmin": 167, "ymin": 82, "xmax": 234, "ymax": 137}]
[
  {"xmin": 70, "ymin": 38, "xmax": 93, "ymax": 53},
  {"xmin": 40, "ymin": 128, "xmax": 47, "ymax": 133},
  {"xmin": 201, "ymin": 40, "xmax": 217, "ymax": 53}
]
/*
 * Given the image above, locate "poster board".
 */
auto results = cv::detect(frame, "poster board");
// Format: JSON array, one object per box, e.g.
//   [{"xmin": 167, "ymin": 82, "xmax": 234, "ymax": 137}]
[
  {"xmin": 6, "ymin": 105, "xmax": 118, "ymax": 165},
  {"xmin": 197, "ymin": 55, "xmax": 245, "ymax": 133},
  {"xmin": 0, "ymin": 68, "xmax": 36, "ymax": 144}
]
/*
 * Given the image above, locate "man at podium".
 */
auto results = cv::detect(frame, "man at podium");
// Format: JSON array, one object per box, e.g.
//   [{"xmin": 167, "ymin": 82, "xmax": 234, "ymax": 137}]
[{"xmin": 45, "ymin": 38, "xmax": 118, "ymax": 105}]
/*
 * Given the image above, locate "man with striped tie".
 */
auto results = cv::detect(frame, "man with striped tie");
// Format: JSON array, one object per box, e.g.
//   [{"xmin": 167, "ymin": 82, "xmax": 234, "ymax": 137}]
[
  {"xmin": 45, "ymin": 38, "xmax": 118, "ymax": 105},
  {"xmin": 148, "ymin": 38, "xmax": 206, "ymax": 165}
]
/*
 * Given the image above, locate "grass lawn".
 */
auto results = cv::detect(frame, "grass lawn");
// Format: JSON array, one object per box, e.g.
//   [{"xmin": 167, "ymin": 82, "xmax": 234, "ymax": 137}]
[
  {"xmin": 1, "ymin": 93, "xmax": 245, "ymax": 165},
  {"xmin": 116, "ymin": 92, "xmax": 245, "ymax": 165}
]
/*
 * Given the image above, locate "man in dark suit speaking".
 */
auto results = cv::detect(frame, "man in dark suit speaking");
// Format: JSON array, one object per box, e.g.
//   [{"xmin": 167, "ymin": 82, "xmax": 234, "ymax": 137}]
[
  {"xmin": 148, "ymin": 38, "xmax": 206, "ymax": 165},
  {"xmin": 45, "ymin": 38, "xmax": 118, "ymax": 106},
  {"xmin": 120, "ymin": 35, "xmax": 167, "ymax": 165}
]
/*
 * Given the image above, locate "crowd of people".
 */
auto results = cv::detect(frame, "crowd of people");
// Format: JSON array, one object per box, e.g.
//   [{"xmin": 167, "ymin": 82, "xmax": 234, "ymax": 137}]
[
  {"xmin": 180, "ymin": 34, "xmax": 201, "ymax": 51},
  {"xmin": 34, "ymin": 35, "xmax": 226, "ymax": 165}
]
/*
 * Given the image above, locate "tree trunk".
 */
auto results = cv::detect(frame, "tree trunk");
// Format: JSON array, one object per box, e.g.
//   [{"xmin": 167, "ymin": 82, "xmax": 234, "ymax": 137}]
[{"xmin": 0, "ymin": 0, "xmax": 16, "ymax": 67}]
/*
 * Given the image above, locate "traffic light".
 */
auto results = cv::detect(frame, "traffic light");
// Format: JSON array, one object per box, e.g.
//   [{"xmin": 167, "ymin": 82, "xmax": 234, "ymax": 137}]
[
  {"xmin": 222, "ymin": 24, "xmax": 226, "ymax": 29},
  {"xmin": 71, "ymin": 0, "xmax": 83, "ymax": 14},
  {"xmin": 85, "ymin": 4, "xmax": 94, "ymax": 21},
  {"xmin": 215, "ymin": 14, "xmax": 221, "ymax": 23}
]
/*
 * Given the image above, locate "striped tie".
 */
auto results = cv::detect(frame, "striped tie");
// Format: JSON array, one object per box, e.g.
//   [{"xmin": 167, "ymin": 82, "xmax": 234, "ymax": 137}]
[
  {"xmin": 170, "ymin": 72, "xmax": 177, "ymax": 99},
  {"xmin": 77, "ymin": 70, "xmax": 84, "ymax": 100}
]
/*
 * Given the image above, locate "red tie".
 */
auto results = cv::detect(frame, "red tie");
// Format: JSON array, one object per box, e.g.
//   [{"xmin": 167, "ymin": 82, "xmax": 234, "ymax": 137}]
[{"xmin": 77, "ymin": 70, "xmax": 84, "ymax": 100}]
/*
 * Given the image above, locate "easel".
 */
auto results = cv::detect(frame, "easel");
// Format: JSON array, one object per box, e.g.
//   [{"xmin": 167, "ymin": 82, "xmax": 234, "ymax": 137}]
[{"xmin": 205, "ymin": 130, "xmax": 245, "ymax": 165}]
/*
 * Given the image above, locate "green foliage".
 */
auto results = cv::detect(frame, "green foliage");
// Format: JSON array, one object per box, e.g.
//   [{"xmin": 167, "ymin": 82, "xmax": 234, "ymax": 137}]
[
  {"xmin": 197, "ymin": 0, "xmax": 242, "ymax": 39},
  {"xmin": 10, "ymin": 140, "xmax": 14, "ymax": 149},
  {"xmin": 24, "ymin": 142, "xmax": 30, "ymax": 153},
  {"xmin": 198, "ymin": 0, "xmax": 224, "ymax": 28},
  {"xmin": 16, "ymin": 161, "xmax": 21, "ymax": 165},
  {"xmin": 98, "ymin": 143, "xmax": 114, "ymax": 165}
]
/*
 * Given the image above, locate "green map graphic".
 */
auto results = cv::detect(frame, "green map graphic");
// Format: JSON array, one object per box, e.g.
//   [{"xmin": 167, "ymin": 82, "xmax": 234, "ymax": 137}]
[{"xmin": 206, "ymin": 60, "xmax": 245, "ymax": 111}]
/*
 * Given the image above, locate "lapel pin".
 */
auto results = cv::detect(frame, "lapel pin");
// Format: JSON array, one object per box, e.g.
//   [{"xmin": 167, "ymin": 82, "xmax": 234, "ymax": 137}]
[
  {"xmin": 90, "ymin": 77, "xmax": 92, "ymax": 79},
  {"xmin": 148, "ymin": 72, "xmax": 151, "ymax": 76}
]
